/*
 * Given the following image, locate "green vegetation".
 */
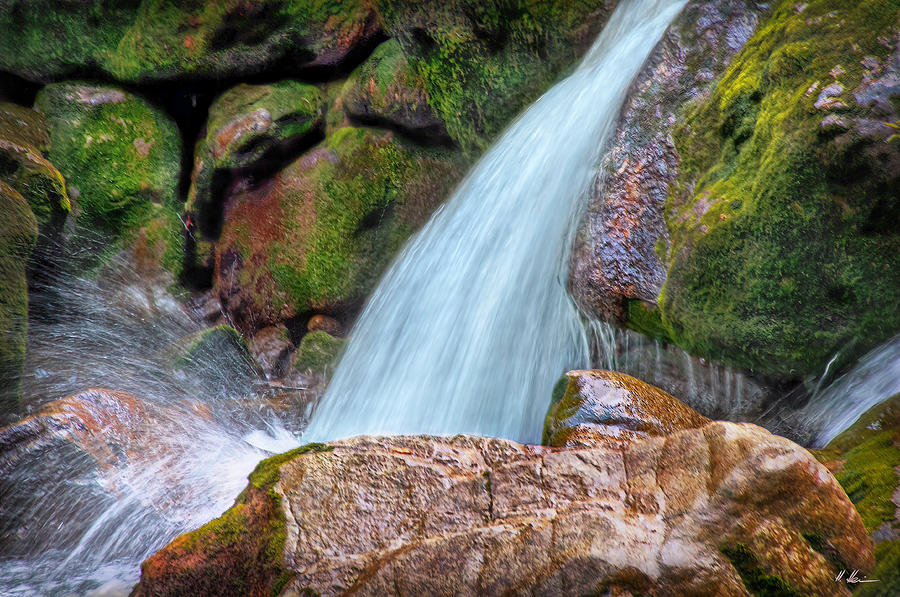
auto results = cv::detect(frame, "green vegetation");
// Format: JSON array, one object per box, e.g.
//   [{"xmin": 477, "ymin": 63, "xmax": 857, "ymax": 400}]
[
  {"xmin": 0, "ymin": 182, "xmax": 38, "ymax": 416},
  {"xmin": 292, "ymin": 331, "xmax": 345, "ymax": 377},
  {"xmin": 648, "ymin": 0, "xmax": 900, "ymax": 379},
  {"xmin": 721, "ymin": 543, "xmax": 805, "ymax": 597},
  {"xmin": 375, "ymin": 0, "xmax": 612, "ymax": 153},
  {"xmin": 35, "ymin": 82, "xmax": 181, "ymax": 242}
]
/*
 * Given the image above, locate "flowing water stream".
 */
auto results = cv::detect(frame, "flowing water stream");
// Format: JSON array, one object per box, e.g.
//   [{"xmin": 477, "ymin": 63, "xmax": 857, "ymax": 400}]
[{"xmin": 303, "ymin": 0, "xmax": 689, "ymax": 444}]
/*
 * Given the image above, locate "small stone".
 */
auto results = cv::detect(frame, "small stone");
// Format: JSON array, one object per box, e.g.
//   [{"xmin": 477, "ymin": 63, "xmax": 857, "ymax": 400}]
[
  {"xmin": 830, "ymin": 64, "xmax": 845, "ymax": 78},
  {"xmin": 307, "ymin": 314, "xmax": 342, "ymax": 336}
]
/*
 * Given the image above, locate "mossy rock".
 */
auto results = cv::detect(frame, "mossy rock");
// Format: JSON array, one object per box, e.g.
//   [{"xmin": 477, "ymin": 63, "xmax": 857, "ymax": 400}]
[
  {"xmin": 813, "ymin": 394, "xmax": 900, "ymax": 596},
  {"xmin": 374, "ymin": 0, "xmax": 615, "ymax": 154},
  {"xmin": 0, "ymin": 181, "xmax": 38, "ymax": 417},
  {"xmin": 214, "ymin": 126, "xmax": 465, "ymax": 331},
  {"xmin": 188, "ymin": 80, "xmax": 326, "ymax": 236},
  {"xmin": 0, "ymin": 102, "xmax": 70, "ymax": 233},
  {"xmin": 341, "ymin": 39, "xmax": 448, "ymax": 140},
  {"xmin": 292, "ymin": 331, "xmax": 346, "ymax": 378},
  {"xmin": 35, "ymin": 82, "xmax": 181, "ymax": 247},
  {"xmin": 0, "ymin": 0, "xmax": 380, "ymax": 84},
  {"xmin": 651, "ymin": 0, "xmax": 900, "ymax": 379},
  {"xmin": 171, "ymin": 324, "xmax": 260, "ymax": 374},
  {"xmin": 132, "ymin": 443, "xmax": 332, "ymax": 597}
]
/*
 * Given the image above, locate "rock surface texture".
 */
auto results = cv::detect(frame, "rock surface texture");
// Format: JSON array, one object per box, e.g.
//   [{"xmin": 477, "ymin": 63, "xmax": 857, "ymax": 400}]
[
  {"xmin": 544, "ymin": 369, "xmax": 709, "ymax": 448},
  {"xmin": 136, "ymin": 426, "xmax": 872, "ymax": 596}
]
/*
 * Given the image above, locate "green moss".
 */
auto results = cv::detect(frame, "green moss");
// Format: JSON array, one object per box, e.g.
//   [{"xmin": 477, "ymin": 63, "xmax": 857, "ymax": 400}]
[
  {"xmin": 654, "ymin": 0, "xmax": 900, "ymax": 379},
  {"xmin": 721, "ymin": 543, "xmax": 805, "ymax": 597},
  {"xmin": 247, "ymin": 442, "xmax": 333, "ymax": 490},
  {"xmin": 542, "ymin": 375, "xmax": 573, "ymax": 446},
  {"xmin": 855, "ymin": 540, "xmax": 900, "ymax": 596},
  {"xmin": 624, "ymin": 299, "xmax": 672, "ymax": 344},
  {"xmin": 0, "ymin": 181, "xmax": 38, "ymax": 417},
  {"xmin": 247, "ymin": 126, "xmax": 463, "ymax": 317},
  {"xmin": 292, "ymin": 331, "xmax": 345, "ymax": 377},
  {"xmin": 375, "ymin": 0, "xmax": 612, "ymax": 153},
  {"xmin": 35, "ymin": 82, "xmax": 181, "ymax": 244},
  {"xmin": 0, "ymin": 103, "xmax": 70, "ymax": 233}
]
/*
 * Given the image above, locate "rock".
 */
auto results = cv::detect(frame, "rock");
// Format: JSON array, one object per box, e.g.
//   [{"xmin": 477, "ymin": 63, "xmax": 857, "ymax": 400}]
[
  {"xmin": 306, "ymin": 314, "xmax": 341, "ymax": 336},
  {"xmin": 814, "ymin": 81, "xmax": 848, "ymax": 110},
  {"xmin": 544, "ymin": 370, "xmax": 709, "ymax": 449},
  {"xmin": 0, "ymin": 181, "xmax": 38, "ymax": 418},
  {"xmin": 169, "ymin": 324, "xmax": 262, "ymax": 387},
  {"xmin": 249, "ymin": 325, "xmax": 293, "ymax": 380},
  {"xmin": 340, "ymin": 39, "xmax": 448, "ymax": 141},
  {"xmin": 814, "ymin": 393, "xmax": 900, "ymax": 594},
  {"xmin": 574, "ymin": 0, "xmax": 900, "ymax": 380},
  {"xmin": 0, "ymin": 102, "xmax": 70, "ymax": 233},
  {"xmin": 213, "ymin": 127, "xmax": 463, "ymax": 332},
  {"xmin": 376, "ymin": 0, "xmax": 616, "ymax": 152},
  {"xmin": 572, "ymin": 0, "xmax": 769, "ymax": 323},
  {"xmin": 187, "ymin": 81, "xmax": 326, "ymax": 237},
  {"xmin": 135, "ymin": 427, "xmax": 873, "ymax": 596},
  {"xmin": 34, "ymin": 82, "xmax": 181, "ymax": 244},
  {"xmin": 292, "ymin": 331, "xmax": 345, "ymax": 378},
  {"xmin": 0, "ymin": 1, "xmax": 382, "ymax": 83}
]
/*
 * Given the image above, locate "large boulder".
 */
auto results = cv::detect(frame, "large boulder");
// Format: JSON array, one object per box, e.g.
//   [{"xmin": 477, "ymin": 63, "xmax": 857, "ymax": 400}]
[
  {"xmin": 187, "ymin": 81, "xmax": 326, "ymax": 238},
  {"xmin": 35, "ymin": 82, "xmax": 181, "ymax": 239},
  {"xmin": 0, "ymin": 181, "xmax": 38, "ymax": 418},
  {"xmin": 340, "ymin": 39, "xmax": 449, "ymax": 141},
  {"xmin": 815, "ymin": 393, "xmax": 900, "ymax": 595},
  {"xmin": 375, "ymin": 0, "xmax": 617, "ymax": 153},
  {"xmin": 213, "ymin": 127, "xmax": 463, "ymax": 332},
  {"xmin": 0, "ymin": 1, "xmax": 382, "ymax": 83},
  {"xmin": 544, "ymin": 369, "xmax": 709, "ymax": 448},
  {"xmin": 575, "ymin": 0, "xmax": 900, "ymax": 380},
  {"xmin": 135, "ymin": 427, "xmax": 872, "ymax": 596}
]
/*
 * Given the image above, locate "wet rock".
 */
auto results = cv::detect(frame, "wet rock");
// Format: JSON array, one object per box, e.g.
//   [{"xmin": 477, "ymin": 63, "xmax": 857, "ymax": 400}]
[
  {"xmin": 0, "ymin": 1, "xmax": 382, "ymax": 83},
  {"xmin": 169, "ymin": 324, "xmax": 263, "ymax": 387},
  {"xmin": 135, "ymin": 429, "xmax": 873, "ymax": 596},
  {"xmin": 306, "ymin": 314, "xmax": 342, "ymax": 336},
  {"xmin": 814, "ymin": 81, "xmax": 848, "ymax": 110},
  {"xmin": 187, "ymin": 81, "xmax": 326, "ymax": 236},
  {"xmin": 574, "ymin": 1, "xmax": 900, "ymax": 380},
  {"xmin": 544, "ymin": 370, "xmax": 709, "ymax": 449},
  {"xmin": 249, "ymin": 325, "xmax": 293, "ymax": 380},
  {"xmin": 572, "ymin": 0, "xmax": 769, "ymax": 323},
  {"xmin": 0, "ymin": 102, "xmax": 70, "ymax": 234},
  {"xmin": 213, "ymin": 127, "xmax": 463, "ymax": 332},
  {"xmin": 292, "ymin": 331, "xmax": 345, "ymax": 379},
  {"xmin": 34, "ymin": 82, "xmax": 181, "ymax": 247},
  {"xmin": 341, "ymin": 39, "xmax": 448, "ymax": 141},
  {"xmin": 0, "ymin": 181, "xmax": 38, "ymax": 418},
  {"xmin": 377, "ymin": 0, "xmax": 616, "ymax": 152},
  {"xmin": 814, "ymin": 393, "xmax": 900, "ymax": 594}
]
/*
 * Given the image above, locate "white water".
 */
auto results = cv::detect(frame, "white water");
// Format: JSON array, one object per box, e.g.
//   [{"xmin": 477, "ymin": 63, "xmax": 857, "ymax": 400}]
[
  {"xmin": 304, "ymin": 0, "xmax": 689, "ymax": 444},
  {"xmin": 801, "ymin": 334, "xmax": 900, "ymax": 448}
]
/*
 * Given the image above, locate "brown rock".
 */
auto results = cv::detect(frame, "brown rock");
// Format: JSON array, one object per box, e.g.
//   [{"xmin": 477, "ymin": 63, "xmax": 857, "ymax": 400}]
[
  {"xmin": 250, "ymin": 325, "xmax": 293, "ymax": 379},
  {"xmin": 306, "ymin": 314, "xmax": 342, "ymax": 336},
  {"xmin": 571, "ymin": 0, "xmax": 769, "ymax": 322},
  {"xmin": 544, "ymin": 370, "xmax": 709, "ymax": 448},
  {"xmin": 136, "ymin": 428, "xmax": 872, "ymax": 596}
]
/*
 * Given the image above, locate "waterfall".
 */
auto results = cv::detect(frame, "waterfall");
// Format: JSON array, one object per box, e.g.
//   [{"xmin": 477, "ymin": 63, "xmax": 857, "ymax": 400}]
[{"xmin": 304, "ymin": 0, "xmax": 689, "ymax": 444}]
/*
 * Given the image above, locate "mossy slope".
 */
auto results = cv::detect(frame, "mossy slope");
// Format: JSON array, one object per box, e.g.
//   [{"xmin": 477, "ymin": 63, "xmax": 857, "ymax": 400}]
[{"xmin": 652, "ymin": 0, "xmax": 900, "ymax": 379}]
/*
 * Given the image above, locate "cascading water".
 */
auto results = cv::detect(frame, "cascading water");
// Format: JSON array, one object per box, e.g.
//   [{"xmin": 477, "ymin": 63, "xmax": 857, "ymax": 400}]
[{"xmin": 304, "ymin": 0, "xmax": 689, "ymax": 444}]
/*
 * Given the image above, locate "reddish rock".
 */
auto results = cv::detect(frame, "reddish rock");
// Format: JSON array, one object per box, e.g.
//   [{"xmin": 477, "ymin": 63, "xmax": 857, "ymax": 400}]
[{"xmin": 306, "ymin": 314, "xmax": 342, "ymax": 336}]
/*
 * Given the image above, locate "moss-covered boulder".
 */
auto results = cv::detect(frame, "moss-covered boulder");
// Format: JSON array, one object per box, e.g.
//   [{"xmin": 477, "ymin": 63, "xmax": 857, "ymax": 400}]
[
  {"xmin": 814, "ymin": 394, "xmax": 900, "ymax": 595},
  {"xmin": 35, "ymin": 82, "xmax": 181, "ymax": 243},
  {"xmin": 187, "ymin": 81, "xmax": 326, "ymax": 237},
  {"xmin": 0, "ymin": 102, "xmax": 70, "ymax": 233},
  {"xmin": 0, "ymin": 0, "xmax": 381, "ymax": 84},
  {"xmin": 655, "ymin": 0, "xmax": 900, "ymax": 379},
  {"xmin": 292, "ymin": 330, "xmax": 345, "ymax": 378},
  {"xmin": 170, "ymin": 324, "xmax": 262, "ymax": 381},
  {"xmin": 0, "ymin": 181, "xmax": 38, "ymax": 417},
  {"xmin": 375, "ymin": 0, "xmax": 616, "ymax": 153},
  {"xmin": 340, "ymin": 39, "xmax": 449, "ymax": 140},
  {"xmin": 213, "ymin": 126, "xmax": 464, "ymax": 331},
  {"xmin": 543, "ymin": 369, "xmax": 709, "ymax": 448}
]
